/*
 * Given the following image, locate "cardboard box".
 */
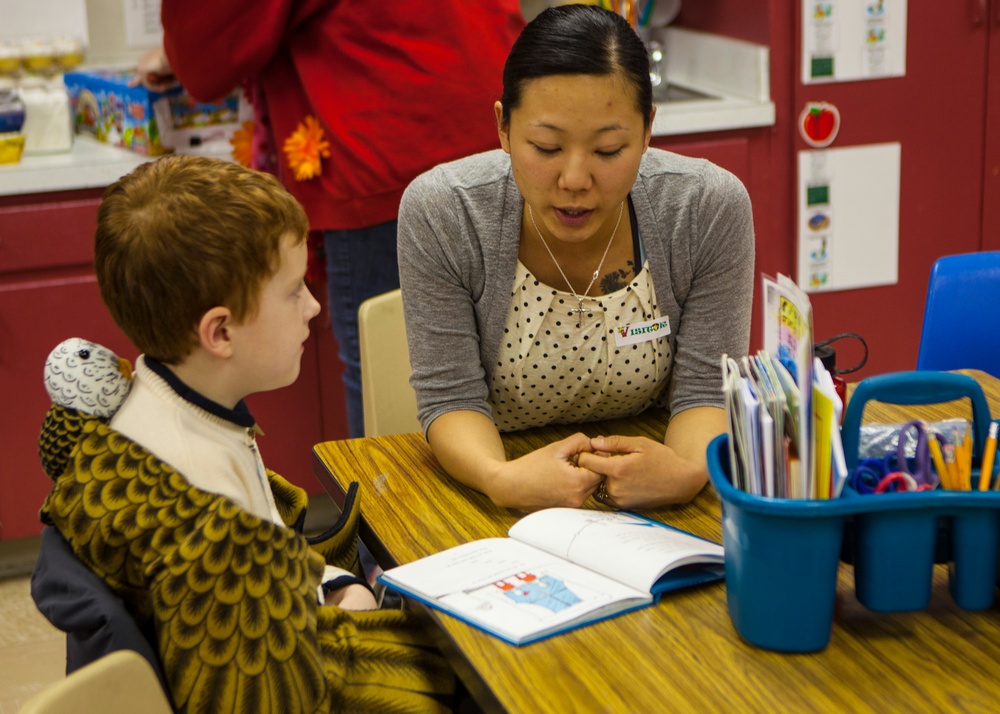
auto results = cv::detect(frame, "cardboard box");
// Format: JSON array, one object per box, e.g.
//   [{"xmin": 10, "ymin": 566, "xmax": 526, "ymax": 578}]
[
  {"xmin": 64, "ymin": 68, "xmax": 170, "ymax": 155},
  {"xmin": 153, "ymin": 85, "xmax": 246, "ymax": 155},
  {"xmin": 64, "ymin": 68, "xmax": 246, "ymax": 157}
]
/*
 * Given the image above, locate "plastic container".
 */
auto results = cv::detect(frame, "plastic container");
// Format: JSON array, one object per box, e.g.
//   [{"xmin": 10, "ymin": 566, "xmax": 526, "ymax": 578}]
[
  {"xmin": 20, "ymin": 37, "xmax": 55, "ymax": 76},
  {"xmin": 0, "ymin": 83, "xmax": 26, "ymax": 164},
  {"xmin": 20, "ymin": 75, "xmax": 73, "ymax": 155},
  {"xmin": 707, "ymin": 371, "xmax": 1000, "ymax": 653},
  {"xmin": 52, "ymin": 36, "xmax": 85, "ymax": 72},
  {"xmin": 0, "ymin": 41, "xmax": 23, "ymax": 77},
  {"xmin": 0, "ymin": 132, "xmax": 25, "ymax": 164},
  {"xmin": 0, "ymin": 85, "xmax": 25, "ymax": 133}
]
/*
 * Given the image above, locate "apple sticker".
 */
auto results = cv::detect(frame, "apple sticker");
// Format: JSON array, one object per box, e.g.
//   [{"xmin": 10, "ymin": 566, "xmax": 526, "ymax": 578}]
[{"xmin": 799, "ymin": 102, "xmax": 841, "ymax": 148}]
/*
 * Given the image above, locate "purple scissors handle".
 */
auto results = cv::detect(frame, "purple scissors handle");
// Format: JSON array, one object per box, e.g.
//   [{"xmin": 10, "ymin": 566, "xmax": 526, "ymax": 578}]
[{"xmin": 896, "ymin": 420, "xmax": 935, "ymax": 487}]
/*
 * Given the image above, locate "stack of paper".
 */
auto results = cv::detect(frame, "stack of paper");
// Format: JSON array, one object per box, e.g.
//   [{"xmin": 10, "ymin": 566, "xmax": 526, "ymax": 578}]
[{"xmin": 721, "ymin": 274, "xmax": 847, "ymax": 499}]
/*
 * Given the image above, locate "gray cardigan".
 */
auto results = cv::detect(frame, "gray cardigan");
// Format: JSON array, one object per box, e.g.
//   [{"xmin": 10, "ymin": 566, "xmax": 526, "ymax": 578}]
[{"xmin": 398, "ymin": 148, "xmax": 755, "ymax": 435}]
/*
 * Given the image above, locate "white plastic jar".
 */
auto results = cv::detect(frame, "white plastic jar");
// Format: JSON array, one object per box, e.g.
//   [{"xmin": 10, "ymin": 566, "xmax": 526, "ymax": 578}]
[{"xmin": 20, "ymin": 75, "xmax": 73, "ymax": 155}]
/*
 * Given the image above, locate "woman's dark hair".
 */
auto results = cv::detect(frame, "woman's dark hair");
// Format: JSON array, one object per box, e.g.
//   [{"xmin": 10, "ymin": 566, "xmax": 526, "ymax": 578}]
[{"xmin": 500, "ymin": 4, "xmax": 653, "ymax": 127}]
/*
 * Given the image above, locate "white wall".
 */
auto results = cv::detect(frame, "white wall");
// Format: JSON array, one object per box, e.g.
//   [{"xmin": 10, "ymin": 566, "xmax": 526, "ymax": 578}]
[{"xmin": 85, "ymin": 0, "xmax": 158, "ymax": 67}]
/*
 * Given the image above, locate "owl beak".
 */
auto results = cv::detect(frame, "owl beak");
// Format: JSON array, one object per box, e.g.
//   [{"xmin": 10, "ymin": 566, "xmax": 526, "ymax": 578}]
[{"xmin": 118, "ymin": 357, "xmax": 133, "ymax": 381}]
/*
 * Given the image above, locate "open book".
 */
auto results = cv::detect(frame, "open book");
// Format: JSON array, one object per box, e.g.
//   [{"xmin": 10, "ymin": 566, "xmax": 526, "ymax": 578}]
[{"xmin": 378, "ymin": 508, "xmax": 725, "ymax": 646}]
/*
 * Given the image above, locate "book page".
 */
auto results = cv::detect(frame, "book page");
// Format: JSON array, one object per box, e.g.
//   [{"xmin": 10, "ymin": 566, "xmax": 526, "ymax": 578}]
[
  {"xmin": 508, "ymin": 510, "xmax": 723, "ymax": 593},
  {"xmin": 380, "ymin": 538, "xmax": 650, "ymax": 643}
]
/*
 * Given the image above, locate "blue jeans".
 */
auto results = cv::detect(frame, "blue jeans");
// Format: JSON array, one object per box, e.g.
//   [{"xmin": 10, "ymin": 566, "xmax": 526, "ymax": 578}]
[{"xmin": 323, "ymin": 222, "xmax": 400, "ymax": 438}]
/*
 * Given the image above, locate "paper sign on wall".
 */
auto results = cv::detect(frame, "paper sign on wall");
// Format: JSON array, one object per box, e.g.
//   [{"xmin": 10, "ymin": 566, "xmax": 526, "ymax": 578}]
[
  {"xmin": 802, "ymin": 1, "xmax": 907, "ymax": 83},
  {"xmin": 797, "ymin": 143, "xmax": 900, "ymax": 293},
  {"xmin": 124, "ymin": 0, "xmax": 163, "ymax": 48}
]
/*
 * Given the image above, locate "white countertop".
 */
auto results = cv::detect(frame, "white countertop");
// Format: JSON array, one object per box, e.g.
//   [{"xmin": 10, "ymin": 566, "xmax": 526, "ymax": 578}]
[
  {"xmin": 0, "ymin": 135, "xmax": 154, "ymax": 197},
  {"xmin": 1, "ymin": 29, "xmax": 773, "ymax": 198}
]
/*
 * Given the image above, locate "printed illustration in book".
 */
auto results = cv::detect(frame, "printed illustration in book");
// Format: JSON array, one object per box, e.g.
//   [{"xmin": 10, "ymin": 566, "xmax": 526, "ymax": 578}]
[{"xmin": 379, "ymin": 508, "xmax": 725, "ymax": 645}]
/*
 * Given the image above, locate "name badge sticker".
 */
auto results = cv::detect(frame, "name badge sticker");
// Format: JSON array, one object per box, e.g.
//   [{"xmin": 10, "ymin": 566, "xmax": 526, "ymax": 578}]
[{"xmin": 614, "ymin": 317, "xmax": 671, "ymax": 348}]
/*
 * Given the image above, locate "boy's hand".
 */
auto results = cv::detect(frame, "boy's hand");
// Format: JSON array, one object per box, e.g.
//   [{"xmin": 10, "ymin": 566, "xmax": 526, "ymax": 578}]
[{"xmin": 324, "ymin": 583, "xmax": 378, "ymax": 610}]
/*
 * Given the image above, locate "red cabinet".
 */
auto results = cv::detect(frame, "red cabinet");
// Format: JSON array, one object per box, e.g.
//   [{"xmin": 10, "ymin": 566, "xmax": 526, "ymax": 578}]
[
  {"xmin": 651, "ymin": 127, "xmax": 783, "ymax": 351},
  {"xmin": 0, "ymin": 190, "xmax": 347, "ymax": 540}
]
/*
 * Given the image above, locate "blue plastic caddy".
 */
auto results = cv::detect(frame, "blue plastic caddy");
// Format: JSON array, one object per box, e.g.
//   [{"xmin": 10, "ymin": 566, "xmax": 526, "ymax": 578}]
[{"xmin": 706, "ymin": 371, "xmax": 1000, "ymax": 652}]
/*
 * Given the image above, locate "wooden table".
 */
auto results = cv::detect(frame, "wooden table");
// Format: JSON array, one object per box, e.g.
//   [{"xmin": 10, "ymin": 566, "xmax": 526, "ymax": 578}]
[{"xmin": 312, "ymin": 370, "xmax": 1000, "ymax": 713}]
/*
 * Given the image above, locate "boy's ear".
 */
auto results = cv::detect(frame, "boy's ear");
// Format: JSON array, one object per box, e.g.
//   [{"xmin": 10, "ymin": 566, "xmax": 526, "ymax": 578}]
[{"xmin": 198, "ymin": 307, "xmax": 234, "ymax": 358}]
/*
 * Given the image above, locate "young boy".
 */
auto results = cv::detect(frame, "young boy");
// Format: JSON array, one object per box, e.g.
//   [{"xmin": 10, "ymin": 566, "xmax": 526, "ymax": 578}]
[{"xmin": 37, "ymin": 156, "xmax": 454, "ymax": 712}]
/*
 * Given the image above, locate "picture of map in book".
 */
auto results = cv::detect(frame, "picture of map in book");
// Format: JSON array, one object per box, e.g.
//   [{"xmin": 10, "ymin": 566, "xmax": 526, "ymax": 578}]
[
  {"xmin": 495, "ymin": 572, "xmax": 582, "ymax": 612},
  {"xmin": 453, "ymin": 561, "xmax": 618, "ymax": 630}
]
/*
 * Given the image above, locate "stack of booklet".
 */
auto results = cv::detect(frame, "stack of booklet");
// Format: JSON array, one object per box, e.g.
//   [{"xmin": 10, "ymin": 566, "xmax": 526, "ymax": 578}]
[{"xmin": 722, "ymin": 274, "xmax": 847, "ymax": 499}]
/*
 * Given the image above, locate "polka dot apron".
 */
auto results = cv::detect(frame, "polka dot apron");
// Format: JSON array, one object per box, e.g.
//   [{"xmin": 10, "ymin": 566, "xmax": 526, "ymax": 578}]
[{"xmin": 488, "ymin": 260, "xmax": 672, "ymax": 432}]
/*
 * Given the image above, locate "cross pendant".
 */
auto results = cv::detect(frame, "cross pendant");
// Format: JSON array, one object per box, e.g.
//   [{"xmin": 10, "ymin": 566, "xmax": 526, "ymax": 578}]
[{"xmin": 570, "ymin": 300, "xmax": 588, "ymax": 328}]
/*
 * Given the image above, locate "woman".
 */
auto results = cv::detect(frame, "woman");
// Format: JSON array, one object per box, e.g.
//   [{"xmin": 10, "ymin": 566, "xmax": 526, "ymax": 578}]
[{"xmin": 398, "ymin": 4, "xmax": 754, "ymax": 511}]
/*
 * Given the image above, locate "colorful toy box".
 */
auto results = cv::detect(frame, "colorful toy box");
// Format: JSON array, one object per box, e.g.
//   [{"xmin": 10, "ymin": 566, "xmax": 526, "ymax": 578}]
[
  {"xmin": 64, "ymin": 68, "xmax": 170, "ymax": 155},
  {"xmin": 63, "ymin": 69, "xmax": 245, "ymax": 156}
]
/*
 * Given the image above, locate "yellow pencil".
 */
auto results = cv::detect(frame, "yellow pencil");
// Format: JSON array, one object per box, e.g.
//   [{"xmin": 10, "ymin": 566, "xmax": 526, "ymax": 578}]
[
  {"xmin": 927, "ymin": 434, "xmax": 951, "ymax": 490},
  {"xmin": 962, "ymin": 424, "xmax": 972, "ymax": 491},
  {"xmin": 962, "ymin": 427, "xmax": 974, "ymax": 490},
  {"xmin": 944, "ymin": 442, "xmax": 962, "ymax": 491},
  {"xmin": 982, "ymin": 421, "xmax": 999, "ymax": 491}
]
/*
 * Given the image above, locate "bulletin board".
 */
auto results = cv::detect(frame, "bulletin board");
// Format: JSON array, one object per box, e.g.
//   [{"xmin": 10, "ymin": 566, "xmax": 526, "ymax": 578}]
[
  {"xmin": 797, "ymin": 143, "xmax": 901, "ymax": 293},
  {"xmin": 802, "ymin": 0, "xmax": 907, "ymax": 83}
]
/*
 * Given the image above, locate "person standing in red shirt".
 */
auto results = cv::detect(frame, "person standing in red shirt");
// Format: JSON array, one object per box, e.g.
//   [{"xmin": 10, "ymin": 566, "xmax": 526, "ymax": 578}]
[{"xmin": 140, "ymin": 1, "xmax": 525, "ymax": 437}]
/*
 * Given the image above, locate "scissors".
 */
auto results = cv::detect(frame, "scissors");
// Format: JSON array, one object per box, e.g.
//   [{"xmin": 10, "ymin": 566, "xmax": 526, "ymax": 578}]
[
  {"xmin": 895, "ymin": 420, "xmax": 937, "ymax": 490},
  {"xmin": 848, "ymin": 456, "xmax": 894, "ymax": 494},
  {"xmin": 848, "ymin": 420, "xmax": 938, "ymax": 494}
]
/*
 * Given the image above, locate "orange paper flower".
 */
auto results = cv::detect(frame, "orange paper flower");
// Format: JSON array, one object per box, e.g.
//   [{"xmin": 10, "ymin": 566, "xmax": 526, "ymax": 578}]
[
  {"xmin": 230, "ymin": 119, "xmax": 254, "ymax": 167},
  {"xmin": 283, "ymin": 116, "xmax": 331, "ymax": 181}
]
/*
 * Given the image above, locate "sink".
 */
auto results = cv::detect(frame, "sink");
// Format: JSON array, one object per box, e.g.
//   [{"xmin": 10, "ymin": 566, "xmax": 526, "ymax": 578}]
[{"xmin": 654, "ymin": 83, "xmax": 721, "ymax": 103}]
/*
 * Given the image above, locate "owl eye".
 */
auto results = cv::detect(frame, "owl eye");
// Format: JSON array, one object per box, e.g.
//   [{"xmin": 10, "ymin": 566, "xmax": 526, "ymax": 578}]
[{"xmin": 76, "ymin": 349, "xmax": 90, "ymax": 360}]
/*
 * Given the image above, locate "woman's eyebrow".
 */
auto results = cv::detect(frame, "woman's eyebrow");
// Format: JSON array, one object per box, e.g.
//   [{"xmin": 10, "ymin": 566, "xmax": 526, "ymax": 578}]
[{"xmin": 529, "ymin": 121, "xmax": 630, "ymax": 133}]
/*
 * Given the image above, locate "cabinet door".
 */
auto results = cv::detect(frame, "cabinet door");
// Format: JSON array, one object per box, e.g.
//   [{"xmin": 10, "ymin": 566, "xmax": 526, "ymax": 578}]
[
  {"xmin": 314, "ymin": 287, "xmax": 349, "ymax": 444},
  {"xmin": 982, "ymin": 7, "xmax": 1000, "ymax": 249},
  {"xmin": 649, "ymin": 132, "xmax": 775, "ymax": 350},
  {"xmin": 650, "ymin": 135, "xmax": 752, "ymax": 188},
  {"xmin": 0, "ymin": 272, "xmax": 136, "ymax": 540}
]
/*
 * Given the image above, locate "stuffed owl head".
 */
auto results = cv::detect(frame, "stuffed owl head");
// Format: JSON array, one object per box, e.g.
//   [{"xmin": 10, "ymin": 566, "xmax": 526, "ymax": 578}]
[{"xmin": 43, "ymin": 338, "xmax": 133, "ymax": 418}]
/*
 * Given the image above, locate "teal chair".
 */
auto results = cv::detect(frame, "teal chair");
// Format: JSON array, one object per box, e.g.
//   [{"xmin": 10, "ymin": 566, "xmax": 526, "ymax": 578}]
[{"xmin": 916, "ymin": 251, "xmax": 1000, "ymax": 377}]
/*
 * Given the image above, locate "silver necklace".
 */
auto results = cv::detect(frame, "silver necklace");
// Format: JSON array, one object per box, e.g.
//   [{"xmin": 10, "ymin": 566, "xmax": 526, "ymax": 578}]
[{"xmin": 528, "ymin": 201, "xmax": 624, "ymax": 327}]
